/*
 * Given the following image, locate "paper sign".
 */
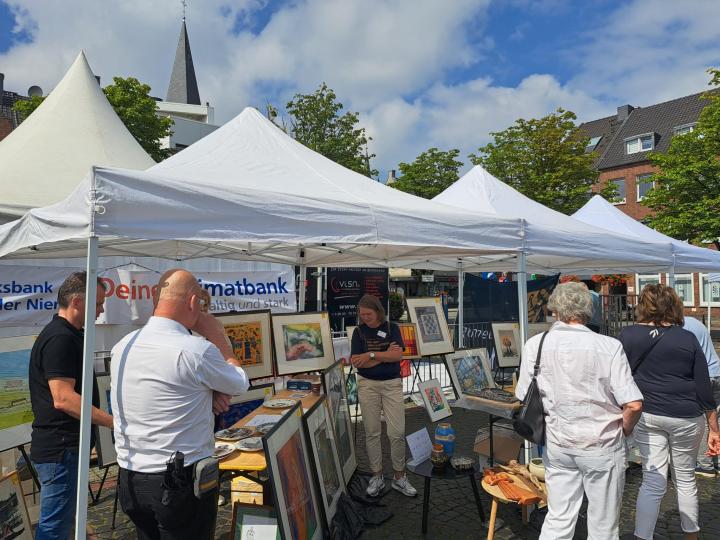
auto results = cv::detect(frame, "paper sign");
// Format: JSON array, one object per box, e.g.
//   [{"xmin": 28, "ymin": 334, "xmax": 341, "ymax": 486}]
[
  {"xmin": 245, "ymin": 415, "xmax": 282, "ymax": 426},
  {"xmin": 406, "ymin": 427, "xmax": 432, "ymax": 466}
]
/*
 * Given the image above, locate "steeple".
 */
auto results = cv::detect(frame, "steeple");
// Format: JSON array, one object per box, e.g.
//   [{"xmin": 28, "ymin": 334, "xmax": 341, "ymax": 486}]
[{"xmin": 166, "ymin": 13, "xmax": 201, "ymax": 105}]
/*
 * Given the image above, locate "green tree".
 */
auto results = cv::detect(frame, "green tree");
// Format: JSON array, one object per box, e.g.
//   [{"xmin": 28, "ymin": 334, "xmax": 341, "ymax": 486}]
[
  {"xmin": 391, "ymin": 147, "xmax": 464, "ymax": 199},
  {"xmin": 12, "ymin": 95, "xmax": 45, "ymax": 121},
  {"xmin": 642, "ymin": 69, "xmax": 720, "ymax": 249},
  {"xmin": 103, "ymin": 77, "xmax": 173, "ymax": 162},
  {"xmin": 469, "ymin": 108, "xmax": 605, "ymax": 214},
  {"xmin": 286, "ymin": 83, "xmax": 377, "ymax": 177}
]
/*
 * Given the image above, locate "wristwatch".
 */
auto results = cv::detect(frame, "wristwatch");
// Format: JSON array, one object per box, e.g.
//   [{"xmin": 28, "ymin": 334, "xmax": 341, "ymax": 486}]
[{"xmin": 369, "ymin": 352, "xmax": 376, "ymax": 360}]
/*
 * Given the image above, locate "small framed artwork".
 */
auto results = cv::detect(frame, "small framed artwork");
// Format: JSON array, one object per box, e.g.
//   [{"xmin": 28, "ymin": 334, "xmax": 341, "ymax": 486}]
[
  {"xmin": 219, "ymin": 310, "xmax": 274, "ymax": 379},
  {"xmin": 272, "ymin": 312, "xmax": 334, "ymax": 376},
  {"xmin": 492, "ymin": 323, "xmax": 521, "ymax": 368},
  {"xmin": 216, "ymin": 383, "xmax": 276, "ymax": 431},
  {"xmin": 397, "ymin": 323, "xmax": 421, "ymax": 359},
  {"xmin": 321, "ymin": 361, "xmax": 357, "ymax": 482},
  {"xmin": 0, "ymin": 470, "xmax": 32, "ymax": 539},
  {"xmin": 418, "ymin": 379, "xmax": 452, "ymax": 422},
  {"xmin": 231, "ymin": 502, "xmax": 280, "ymax": 540},
  {"xmin": 94, "ymin": 375, "xmax": 117, "ymax": 468},
  {"xmin": 405, "ymin": 297, "xmax": 454, "ymax": 356},
  {"xmin": 302, "ymin": 397, "xmax": 346, "ymax": 533},
  {"xmin": 263, "ymin": 402, "xmax": 322, "ymax": 540},
  {"xmin": 528, "ymin": 322, "xmax": 552, "ymax": 339},
  {"xmin": 445, "ymin": 349, "xmax": 496, "ymax": 399}
]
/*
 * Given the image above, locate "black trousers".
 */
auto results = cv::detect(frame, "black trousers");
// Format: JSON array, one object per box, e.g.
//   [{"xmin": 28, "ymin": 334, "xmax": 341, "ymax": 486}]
[{"xmin": 118, "ymin": 467, "xmax": 218, "ymax": 540}]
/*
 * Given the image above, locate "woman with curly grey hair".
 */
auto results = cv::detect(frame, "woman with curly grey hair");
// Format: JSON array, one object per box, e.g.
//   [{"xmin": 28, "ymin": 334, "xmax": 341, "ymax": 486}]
[{"xmin": 515, "ymin": 281, "xmax": 644, "ymax": 540}]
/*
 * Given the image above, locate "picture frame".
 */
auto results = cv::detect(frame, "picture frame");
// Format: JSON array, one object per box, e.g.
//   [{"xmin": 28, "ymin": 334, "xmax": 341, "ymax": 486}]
[
  {"xmin": 397, "ymin": 322, "xmax": 421, "ymax": 360},
  {"xmin": 528, "ymin": 322, "xmax": 552, "ymax": 339},
  {"xmin": 444, "ymin": 348, "xmax": 496, "ymax": 400},
  {"xmin": 491, "ymin": 323, "xmax": 521, "ymax": 368},
  {"xmin": 94, "ymin": 374, "xmax": 117, "ymax": 468},
  {"xmin": 231, "ymin": 502, "xmax": 280, "ymax": 540},
  {"xmin": 302, "ymin": 397, "xmax": 346, "ymax": 533},
  {"xmin": 216, "ymin": 383, "xmax": 276, "ymax": 431},
  {"xmin": 0, "ymin": 336, "xmax": 35, "ymax": 452},
  {"xmin": 263, "ymin": 402, "xmax": 322, "ymax": 540},
  {"xmin": 272, "ymin": 312, "xmax": 334, "ymax": 376},
  {"xmin": 321, "ymin": 360, "xmax": 357, "ymax": 482},
  {"xmin": 219, "ymin": 310, "xmax": 274, "ymax": 379},
  {"xmin": 405, "ymin": 297, "xmax": 454, "ymax": 356},
  {"xmin": 418, "ymin": 379, "xmax": 452, "ymax": 422},
  {"xmin": 0, "ymin": 470, "xmax": 32, "ymax": 539}
]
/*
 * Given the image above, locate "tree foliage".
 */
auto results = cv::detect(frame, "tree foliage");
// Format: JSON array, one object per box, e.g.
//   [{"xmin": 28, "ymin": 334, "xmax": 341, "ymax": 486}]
[
  {"xmin": 12, "ymin": 95, "xmax": 45, "ymax": 121},
  {"xmin": 286, "ymin": 83, "xmax": 376, "ymax": 177},
  {"xmin": 469, "ymin": 108, "xmax": 604, "ymax": 214},
  {"xmin": 391, "ymin": 147, "xmax": 464, "ymax": 199},
  {"xmin": 643, "ymin": 69, "xmax": 720, "ymax": 249}
]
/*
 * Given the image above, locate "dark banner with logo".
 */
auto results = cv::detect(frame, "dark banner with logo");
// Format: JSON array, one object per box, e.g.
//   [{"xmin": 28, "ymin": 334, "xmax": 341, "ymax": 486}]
[
  {"xmin": 462, "ymin": 274, "xmax": 560, "ymax": 324},
  {"xmin": 326, "ymin": 267, "xmax": 389, "ymax": 331}
]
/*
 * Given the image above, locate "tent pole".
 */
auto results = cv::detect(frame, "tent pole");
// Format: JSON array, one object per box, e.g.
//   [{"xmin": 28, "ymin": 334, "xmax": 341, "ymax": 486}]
[
  {"xmin": 316, "ymin": 267, "xmax": 323, "ymax": 311},
  {"xmin": 74, "ymin": 235, "xmax": 98, "ymax": 539},
  {"xmin": 298, "ymin": 247, "xmax": 306, "ymax": 312},
  {"xmin": 668, "ymin": 253, "xmax": 676, "ymax": 287},
  {"xmin": 457, "ymin": 260, "xmax": 464, "ymax": 348},
  {"xmin": 517, "ymin": 250, "xmax": 531, "ymax": 467}
]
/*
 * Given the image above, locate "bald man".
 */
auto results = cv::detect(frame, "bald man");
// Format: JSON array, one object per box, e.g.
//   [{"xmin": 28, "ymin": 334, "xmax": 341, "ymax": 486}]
[{"xmin": 111, "ymin": 269, "xmax": 249, "ymax": 540}]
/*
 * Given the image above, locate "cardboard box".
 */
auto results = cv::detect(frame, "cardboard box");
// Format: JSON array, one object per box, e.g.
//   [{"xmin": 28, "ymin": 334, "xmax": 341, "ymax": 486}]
[{"xmin": 231, "ymin": 477, "xmax": 263, "ymax": 505}]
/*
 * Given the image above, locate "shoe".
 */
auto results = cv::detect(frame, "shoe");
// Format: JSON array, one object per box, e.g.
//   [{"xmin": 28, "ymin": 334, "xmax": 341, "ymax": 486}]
[
  {"xmin": 695, "ymin": 466, "xmax": 717, "ymax": 478},
  {"xmin": 392, "ymin": 475, "xmax": 417, "ymax": 497},
  {"xmin": 366, "ymin": 475, "xmax": 385, "ymax": 497}
]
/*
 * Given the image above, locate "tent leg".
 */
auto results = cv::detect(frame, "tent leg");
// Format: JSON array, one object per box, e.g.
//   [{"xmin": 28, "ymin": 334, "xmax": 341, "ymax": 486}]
[
  {"xmin": 75, "ymin": 235, "xmax": 98, "ymax": 539},
  {"xmin": 316, "ymin": 267, "xmax": 323, "ymax": 312},
  {"xmin": 517, "ymin": 252, "xmax": 531, "ymax": 468},
  {"xmin": 457, "ymin": 261, "xmax": 464, "ymax": 348},
  {"xmin": 298, "ymin": 266, "xmax": 307, "ymax": 312}
]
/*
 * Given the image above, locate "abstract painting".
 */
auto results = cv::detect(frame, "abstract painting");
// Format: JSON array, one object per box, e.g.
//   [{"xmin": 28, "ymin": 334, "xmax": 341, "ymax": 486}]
[
  {"xmin": 445, "ymin": 349, "xmax": 496, "ymax": 399},
  {"xmin": 273, "ymin": 313, "xmax": 334, "ymax": 376},
  {"xmin": 215, "ymin": 383, "xmax": 276, "ymax": 431},
  {"xmin": 397, "ymin": 323, "xmax": 421, "ymax": 359},
  {"xmin": 0, "ymin": 336, "xmax": 35, "ymax": 452},
  {"xmin": 406, "ymin": 297, "xmax": 454, "ymax": 356},
  {"xmin": 492, "ymin": 323, "xmax": 521, "ymax": 368},
  {"xmin": 418, "ymin": 379, "xmax": 452, "ymax": 422},
  {"xmin": 219, "ymin": 310, "xmax": 274, "ymax": 379}
]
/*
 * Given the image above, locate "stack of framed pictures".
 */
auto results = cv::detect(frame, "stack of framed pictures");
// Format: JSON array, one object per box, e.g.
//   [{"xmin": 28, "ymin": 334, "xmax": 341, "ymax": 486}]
[
  {"xmin": 272, "ymin": 312, "xmax": 335, "ymax": 376},
  {"xmin": 444, "ymin": 348, "xmax": 496, "ymax": 400},
  {"xmin": 321, "ymin": 361, "xmax": 357, "ymax": 482},
  {"xmin": 216, "ymin": 383, "xmax": 276, "ymax": 432},
  {"xmin": 94, "ymin": 374, "xmax": 117, "ymax": 468},
  {"xmin": 405, "ymin": 297, "xmax": 454, "ymax": 356},
  {"xmin": 491, "ymin": 323, "xmax": 521, "ymax": 368},
  {"xmin": 220, "ymin": 310, "xmax": 275, "ymax": 380}
]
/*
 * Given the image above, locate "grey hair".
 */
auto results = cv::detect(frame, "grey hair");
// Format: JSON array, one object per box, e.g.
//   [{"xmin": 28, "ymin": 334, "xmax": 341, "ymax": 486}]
[{"xmin": 547, "ymin": 282, "xmax": 593, "ymax": 323}]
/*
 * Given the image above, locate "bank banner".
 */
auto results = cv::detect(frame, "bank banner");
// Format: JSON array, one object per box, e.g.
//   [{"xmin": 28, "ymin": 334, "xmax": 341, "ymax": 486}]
[{"xmin": 326, "ymin": 267, "xmax": 388, "ymax": 330}]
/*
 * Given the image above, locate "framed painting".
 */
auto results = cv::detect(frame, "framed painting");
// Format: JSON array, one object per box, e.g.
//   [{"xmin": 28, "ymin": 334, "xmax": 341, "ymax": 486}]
[
  {"xmin": 444, "ymin": 348, "xmax": 496, "ymax": 399},
  {"xmin": 272, "ymin": 312, "xmax": 334, "ymax": 376},
  {"xmin": 397, "ymin": 323, "xmax": 421, "ymax": 360},
  {"xmin": 94, "ymin": 375, "xmax": 117, "ymax": 468},
  {"xmin": 405, "ymin": 297, "xmax": 454, "ymax": 356},
  {"xmin": 216, "ymin": 383, "xmax": 276, "ymax": 431},
  {"xmin": 219, "ymin": 310, "xmax": 274, "ymax": 379},
  {"xmin": 321, "ymin": 360, "xmax": 357, "ymax": 482},
  {"xmin": 528, "ymin": 322, "xmax": 552, "ymax": 339},
  {"xmin": 418, "ymin": 379, "xmax": 452, "ymax": 422},
  {"xmin": 0, "ymin": 470, "xmax": 32, "ymax": 539},
  {"xmin": 231, "ymin": 502, "xmax": 280, "ymax": 540},
  {"xmin": 263, "ymin": 402, "xmax": 322, "ymax": 540},
  {"xmin": 492, "ymin": 323, "xmax": 521, "ymax": 368},
  {"xmin": 302, "ymin": 397, "xmax": 346, "ymax": 533},
  {"xmin": 0, "ymin": 336, "xmax": 35, "ymax": 452}
]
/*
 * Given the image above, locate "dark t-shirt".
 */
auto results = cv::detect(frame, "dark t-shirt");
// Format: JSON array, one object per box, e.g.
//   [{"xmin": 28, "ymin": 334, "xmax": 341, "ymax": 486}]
[
  {"xmin": 29, "ymin": 314, "xmax": 99, "ymax": 462},
  {"xmin": 350, "ymin": 321, "xmax": 404, "ymax": 380},
  {"xmin": 618, "ymin": 324, "xmax": 716, "ymax": 418}
]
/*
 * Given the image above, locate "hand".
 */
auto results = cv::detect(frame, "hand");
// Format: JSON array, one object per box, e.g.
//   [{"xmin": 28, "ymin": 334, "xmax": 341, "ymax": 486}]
[
  {"xmin": 707, "ymin": 431, "xmax": 720, "ymax": 456},
  {"xmin": 387, "ymin": 342, "xmax": 403, "ymax": 354},
  {"xmin": 193, "ymin": 312, "xmax": 225, "ymax": 342},
  {"xmin": 212, "ymin": 391, "xmax": 231, "ymax": 415}
]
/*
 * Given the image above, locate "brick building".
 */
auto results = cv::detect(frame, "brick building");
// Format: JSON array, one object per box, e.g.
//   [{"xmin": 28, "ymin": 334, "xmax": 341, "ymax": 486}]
[
  {"xmin": 0, "ymin": 73, "xmax": 29, "ymax": 143},
  {"xmin": 580, "ymin": 92, "xmax": 719, "ymax": 320}
]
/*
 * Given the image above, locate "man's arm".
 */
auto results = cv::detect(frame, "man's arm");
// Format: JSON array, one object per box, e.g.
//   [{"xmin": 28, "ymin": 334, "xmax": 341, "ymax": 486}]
[
  {"xmin": 48, "ymin": 378, "xmax": 113, "ymax": 429},
  {"xmin": 622, "ymin": 400, "xmax": 643, "ymax": 436},
  {"xmin": 192, "ymin": 312, "xmax": 239, "ymax": 366}
]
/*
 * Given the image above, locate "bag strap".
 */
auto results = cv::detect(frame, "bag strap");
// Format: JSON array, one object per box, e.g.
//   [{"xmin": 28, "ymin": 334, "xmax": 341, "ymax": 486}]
[
  {"xmin": 533, "ymin": 331, "xmax": 549, "ymax": 378},
  {"xmin": 631, "ymin": 326, "xmax": 670, "ymax": 375}
]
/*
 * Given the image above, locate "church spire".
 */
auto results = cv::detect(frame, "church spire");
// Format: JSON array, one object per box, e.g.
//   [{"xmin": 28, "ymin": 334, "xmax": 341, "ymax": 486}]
[{"xmin": 166, "ymin": 4, "xmax": 201, "ymax": 105}]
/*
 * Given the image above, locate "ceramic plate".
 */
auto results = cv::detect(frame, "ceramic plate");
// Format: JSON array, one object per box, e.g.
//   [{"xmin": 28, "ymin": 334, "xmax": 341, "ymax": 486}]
[
  {"xmin": 254, "ymin": 422, "xmax": 277, "ymax": 435},
  {"xmin": 263, "ymin": 398, "xmax": 297, "ymax": 409},
  {"xmin": 214, "ymin": 427, "xmax": 254, "ymax": 441},
  {"xmin": 235, "ymin": 437, "xmax": 264, "ymax": 452},
  {"xmin": 213, "ymin": 444, "xmax": 235, "ymax": 459}
]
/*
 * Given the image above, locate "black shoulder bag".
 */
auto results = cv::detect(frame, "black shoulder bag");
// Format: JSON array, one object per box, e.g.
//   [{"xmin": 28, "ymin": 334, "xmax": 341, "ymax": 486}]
[{"xmin": 513, "ymin": 331, "xmax": 549, "ymax": 446}]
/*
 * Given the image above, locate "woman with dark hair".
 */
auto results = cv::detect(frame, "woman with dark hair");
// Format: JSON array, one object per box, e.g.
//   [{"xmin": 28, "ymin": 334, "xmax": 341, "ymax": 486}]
[
  {"xmin": 350, "ymin": 294, "xmax": 416, "ymax": 498},
  {"xmin": 618, "ymin": 283, "xmax": 720, "ymax": 540}
]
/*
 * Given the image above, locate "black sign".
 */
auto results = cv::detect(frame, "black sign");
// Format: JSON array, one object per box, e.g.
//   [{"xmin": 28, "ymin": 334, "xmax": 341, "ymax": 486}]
[{"xmin": 326, "ymin": 268, "xmax": 389, "ymax": 331}]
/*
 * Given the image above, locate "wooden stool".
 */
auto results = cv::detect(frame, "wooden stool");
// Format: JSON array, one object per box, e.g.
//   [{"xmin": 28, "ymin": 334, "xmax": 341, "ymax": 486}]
[{"xmin": 480, "ymin": 477, "xmax": 545, "ymax": 540}]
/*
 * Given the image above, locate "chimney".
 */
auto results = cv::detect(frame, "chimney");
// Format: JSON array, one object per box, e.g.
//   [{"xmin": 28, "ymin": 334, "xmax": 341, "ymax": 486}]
[
  {"xmin": 95, "ymin": 75, "xmax": 101, "ymax": 86},
  {"xmin": 617, "ymin": 104, "xmax": 634, "ymax": 123},
  {"xmin": 0, "ymin": 73, "xmax": 4, "ymax": 102},
  {"xmin": 386, "ymin": 169, "xmax": 397, "ymax": 185}
]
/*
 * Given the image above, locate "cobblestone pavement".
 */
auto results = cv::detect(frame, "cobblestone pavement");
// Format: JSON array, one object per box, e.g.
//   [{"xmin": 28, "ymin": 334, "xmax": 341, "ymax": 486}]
[{"xmin": 86, "ymin": 405, "xmax": 720, "ymax": 539}]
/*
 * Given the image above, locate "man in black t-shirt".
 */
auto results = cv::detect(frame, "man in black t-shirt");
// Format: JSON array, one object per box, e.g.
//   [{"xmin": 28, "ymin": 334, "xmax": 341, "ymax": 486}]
[{"xmin": 29, "ymin": 271, "xmax": 112, "ymax": 540}]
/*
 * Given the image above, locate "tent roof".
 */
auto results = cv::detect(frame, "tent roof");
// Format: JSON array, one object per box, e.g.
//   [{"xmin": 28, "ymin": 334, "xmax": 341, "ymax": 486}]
[
  {"xmin": 0, "ymin": 52, "xmax": 155, "ymax": 223},
  {"xmin": 433, "ymin": 166, "xmax": 675, "ymax": 273},
  {"xmin": 572, "ymin": 195, "xmax": 720, "ymax": 272}
]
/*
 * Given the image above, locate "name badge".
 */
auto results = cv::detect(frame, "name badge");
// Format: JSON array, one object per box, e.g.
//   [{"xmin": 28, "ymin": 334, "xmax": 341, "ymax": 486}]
[{"xmin": 377, "ymin": 330, "xmax": 387, "ymax": 338}]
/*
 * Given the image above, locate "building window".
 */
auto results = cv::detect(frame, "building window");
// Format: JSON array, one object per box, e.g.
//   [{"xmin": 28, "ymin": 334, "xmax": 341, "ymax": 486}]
[
  {"xmin": 625, "ymin": 134, "xmax": 654, "ymax": 154},
  {"xmin": 636, "ymin": 174, "xmax": 654, "ymax": 201},
  {"xmin": 586, "ymin": 135, "xmax": 602, "ymax": 151},
  {"xmin": 673, "ymin": 274, "xmax": 694, "ymax": 306},
  {"xmin": 673, "ymin": 123, "xmax": 696, "ymax": 136},
  {"xmin": 700, "ymin": 274, "xmax": 720, "ymax": 306},
  {"xmin": 609, "ymin": 178, "xmax": 626, "ymax": 204},
  {"xmin": 636, "ymin": 274, "xmax": 660, "ymax": 294}
]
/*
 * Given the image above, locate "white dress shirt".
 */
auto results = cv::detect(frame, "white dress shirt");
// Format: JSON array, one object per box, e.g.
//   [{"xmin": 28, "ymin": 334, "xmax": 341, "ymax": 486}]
[
  {"xmin": 111, "ymin": 316, "xmax": 249, "ymax": 472},
  {"xmin": 515, "ymin": 321, "xmax": 642, "ymax": 454}
]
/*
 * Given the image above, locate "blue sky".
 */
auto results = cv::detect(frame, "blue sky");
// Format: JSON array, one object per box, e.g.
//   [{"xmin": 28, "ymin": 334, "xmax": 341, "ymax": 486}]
[{"xmin": 1, "ymin": 0, "xmax": 719, "ymax": 175}]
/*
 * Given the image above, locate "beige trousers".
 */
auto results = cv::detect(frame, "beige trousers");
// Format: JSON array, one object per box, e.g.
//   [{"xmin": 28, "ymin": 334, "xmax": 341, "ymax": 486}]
[{"xmin": 357, "ymin": 375, "xmax": 406, "ymax": 473}]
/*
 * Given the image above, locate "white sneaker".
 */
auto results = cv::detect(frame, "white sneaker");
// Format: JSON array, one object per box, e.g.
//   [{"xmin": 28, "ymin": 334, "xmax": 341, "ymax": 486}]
[
  {"xmin": 392, "ymin": 475, "xmax": 417, "ymax": 497},
  {"xmin": 366, "ymin": 475, "xmax": 385, "ymax": 497}
]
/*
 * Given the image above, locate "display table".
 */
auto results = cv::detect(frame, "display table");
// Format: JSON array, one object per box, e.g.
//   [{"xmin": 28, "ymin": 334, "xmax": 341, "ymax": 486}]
[
  {"xmin": 480, "ymin": 472, "xmax": 546, "ymax": 540},
  {"xmin": 455, "ymin": 395, "xmax": 521, "ymax": 465},
  {"xmin": 406, "ymin": 459, "xmax": 485, "ymax": 534}
]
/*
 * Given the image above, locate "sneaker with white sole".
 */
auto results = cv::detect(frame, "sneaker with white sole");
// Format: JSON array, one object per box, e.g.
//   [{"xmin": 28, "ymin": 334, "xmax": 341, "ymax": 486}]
[
  {"xmin": 392, "ymin": 475, "xmax": 417, "ymax": 497},
  {"xmin": 695, "ymin": 465, "xmax": 717, "ymax": 478},
  {"xmin": 366, "ymin": 475, "xmax": 385, "ymax": 497}
]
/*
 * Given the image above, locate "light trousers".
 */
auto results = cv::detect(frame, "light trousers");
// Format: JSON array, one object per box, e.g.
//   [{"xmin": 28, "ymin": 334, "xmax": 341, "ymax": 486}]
[
  {"xmin": 696, "ymin": 376, "xmax": 720, "ymax": 469},
  {"xmin": 634, "ymin": 412, "xmax": 704, "ymax": 539},
  {"xmin": 357, "ymin": 375, "xmax": 406, "ymax": 473},
  {"xmin": 540, "ymin": 442, "xmax": 626, "ymax": 540}
]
